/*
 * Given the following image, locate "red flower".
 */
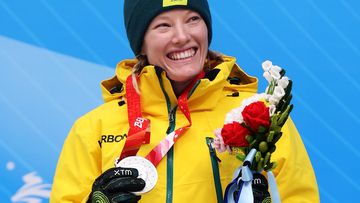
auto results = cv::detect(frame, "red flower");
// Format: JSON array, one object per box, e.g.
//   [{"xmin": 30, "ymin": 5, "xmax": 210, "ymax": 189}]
[
  {"xmin": 242, "ymin": 101, "xmax": 270, "ymax": 132},
  {"xmin": 221, "ymin": 122, "xmax": 250, "ymax": 147}
]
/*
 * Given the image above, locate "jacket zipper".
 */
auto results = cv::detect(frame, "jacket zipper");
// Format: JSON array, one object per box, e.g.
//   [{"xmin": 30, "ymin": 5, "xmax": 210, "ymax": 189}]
[
  {"xmin": 156, "ymin": 69, "xmax": 176, "ymax": 203},
  {"xmin": 156, "ymin": 68, "xmax": 202, "ymax": 202},
  {"xmin": 165, "ymin": 81, "xmax": 201, "ymax": 202},
  {"xmin": 166, "ymin": 107, "xmax": 176, "ymax": 203},
  {"xmin": 206, "ymin": 137, "xmax": 224, "ymax": 203}
]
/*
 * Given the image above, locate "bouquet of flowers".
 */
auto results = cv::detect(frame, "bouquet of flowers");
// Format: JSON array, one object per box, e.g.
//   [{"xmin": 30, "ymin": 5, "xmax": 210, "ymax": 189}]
[{"xmin": 214, "ymin": 60, "xmax": 293, "ymax": 203}]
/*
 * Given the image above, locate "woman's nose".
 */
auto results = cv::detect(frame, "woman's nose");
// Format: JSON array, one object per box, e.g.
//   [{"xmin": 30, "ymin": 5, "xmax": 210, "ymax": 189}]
[{"xmin": 171, "ymin": 24, "xmax": 190, "ymax": 45}]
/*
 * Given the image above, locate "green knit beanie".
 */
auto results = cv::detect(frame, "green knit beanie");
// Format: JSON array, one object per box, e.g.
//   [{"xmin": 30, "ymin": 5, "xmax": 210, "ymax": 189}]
[{"xmin": 124, "ymin": 0, "xmax": 212, "ymax": 55}]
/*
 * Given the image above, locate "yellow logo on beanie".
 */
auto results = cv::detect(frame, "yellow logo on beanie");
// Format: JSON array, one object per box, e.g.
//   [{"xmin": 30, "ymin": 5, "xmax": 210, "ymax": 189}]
[{"xmin": 163, "ymin": 0, "xmax": 188, "ymax": 7}]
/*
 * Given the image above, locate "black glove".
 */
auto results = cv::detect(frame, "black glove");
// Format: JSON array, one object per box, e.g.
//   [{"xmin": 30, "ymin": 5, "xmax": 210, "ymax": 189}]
[
  {"xmin": 252, "ymin": 173, "xmax": 271, "ymax": 203},
  {"xmin": 87, "ymin": 167, "xmax": 146, "ymax": 203},
  {"xmin": 232, "ymin": 172, "xmax": 271, "ymax": 203}
]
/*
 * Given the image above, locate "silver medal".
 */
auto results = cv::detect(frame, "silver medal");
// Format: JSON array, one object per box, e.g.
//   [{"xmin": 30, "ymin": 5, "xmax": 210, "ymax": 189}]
[{"xmin": 115, "ymin": 156, "xmax": 158, "ymax": 195}]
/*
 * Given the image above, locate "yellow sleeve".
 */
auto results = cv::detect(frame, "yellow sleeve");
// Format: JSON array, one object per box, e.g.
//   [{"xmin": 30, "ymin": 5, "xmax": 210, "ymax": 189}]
[
  {"xmin": 50, "ymin": 116, "xmax": 101, "ymax": 203},
  {"xmin": 272, "ymin": 117, "xmax": 320, "ymax": 203}
]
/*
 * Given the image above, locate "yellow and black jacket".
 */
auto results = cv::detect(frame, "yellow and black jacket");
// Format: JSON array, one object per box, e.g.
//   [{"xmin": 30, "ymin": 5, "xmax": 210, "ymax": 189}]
[{"xmin": 50, "ymin": 56, "xmax": 319, "ymax": 203}]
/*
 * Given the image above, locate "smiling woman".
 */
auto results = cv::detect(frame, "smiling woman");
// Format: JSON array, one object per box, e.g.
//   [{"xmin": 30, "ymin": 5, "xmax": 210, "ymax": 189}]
[
  {"xmin": 142, "ymin": 9, "xmax": 208, "ymax": 88},
  {"xmin": 50, "ymin": 0, "xmax": 319, "ymax": 203}
]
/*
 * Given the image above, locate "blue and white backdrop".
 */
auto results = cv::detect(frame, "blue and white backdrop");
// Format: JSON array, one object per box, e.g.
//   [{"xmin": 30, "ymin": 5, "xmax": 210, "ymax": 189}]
[{"xmin": 0, "ymin": 0, "xmax": 359, "ymax": 202}]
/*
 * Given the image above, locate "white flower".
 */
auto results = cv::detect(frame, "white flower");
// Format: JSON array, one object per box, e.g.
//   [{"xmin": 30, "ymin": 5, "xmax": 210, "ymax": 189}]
[
  {"xmin": 263, "ymin": 71, "xmax": 273, "ymax": 83},
  {"xmin": 224, "ymin": 113, "xmax": 234, "ymax": 124},
  {"xmin": 268, "ymin": 86, "xmax": 285, "ymax": 105},
  {"xmin": 272, "ymin": 65, "xmax": 282, "ymax": 72},
  {"xmin": 241, "ymin": 94, "xmax": 260, "ymax": 107},
  {"xmin": 269, "ymin": 104, "xmax": 277, "ymax": 116},
  {"xmin": 269, "ymin": 95, "xmax": 280, "ymax": 105},
  {"xmin": 263, "ymin": 61, "xmax": 282, "ymax": 83},
  {"xmin": 263, "ymin": 93, "xmax": 271, "ymax": 101},
  {"xmin": 273, "ymin": 86, "xmax": 285, "ymax": 100},
  {"xmin": 257, "ymin": 93, "xmax": 269, "ymax": 100},
  {"xmin": 225, "ymin": 108, "xmax": 243, "ymax": 123},
  {"xmin": 278, "ymin": 76, "xmax": 289, "ymax": 89},
  {"xmin": 269, "ymin": 66, "xmax": 281, "ymax": 80},
  {"xmin": 262, "ymin": 60, "xmax": 272, "ymax": 71}
]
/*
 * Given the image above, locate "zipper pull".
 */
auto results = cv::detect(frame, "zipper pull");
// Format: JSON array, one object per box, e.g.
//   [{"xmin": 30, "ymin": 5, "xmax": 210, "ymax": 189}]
[
  {"xmin": 206, "ymin": 137, "xmax": 222, "ymax": 163},
  {"xmin": 166, "ymin": 107, "xmax": 177, "ymax": 134},
  {"xmin": 169, "ymin": 108, "xmax": 176, "ymax": 124}
]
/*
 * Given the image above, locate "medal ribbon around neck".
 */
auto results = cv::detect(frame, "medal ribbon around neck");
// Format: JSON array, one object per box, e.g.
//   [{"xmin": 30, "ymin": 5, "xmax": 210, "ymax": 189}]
[{"xmin": 118, "ymin": 71, "xmax": 205, "ymax": 167}]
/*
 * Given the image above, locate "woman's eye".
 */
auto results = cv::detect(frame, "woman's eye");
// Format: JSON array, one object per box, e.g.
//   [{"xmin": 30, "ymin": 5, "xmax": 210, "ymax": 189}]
[
  {"xmin": 188, "ymin": 16, "xmax": 201, "ymax": 22},
  {"xmin": 155, "ymin": 23, "xmax": 170, "ymax": 29}
]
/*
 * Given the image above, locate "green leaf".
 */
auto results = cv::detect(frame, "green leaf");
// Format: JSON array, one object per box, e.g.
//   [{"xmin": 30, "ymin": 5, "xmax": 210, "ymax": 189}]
[
  {"xmin": 257, "ymin": 158, "xmax": 264, "ymax": 172},
  {"xmin": 255, "ymin": 151, "xmax": 262, "ymax": 162},
  {"xmin": 270, "ymin": 125, "xmax": 282, "ymax": 134},
  {"xmin": 270, "ymin": 114, "xmax": 279, "ymax": 128},
  {"xmin": 268, "ymin": 80, "xmax": 276, "ymax": 94},
  {"xmin": 236, "ymin": 153, "xmax": 245, "ymax": 161},
  {"xmin": 267, "ymin": 131, "xmax": 274, "ymax": 142},
  {"xmin": 264, "ymin": 152, "xmax": 271, "ymax": 165},
  {"xmin": 249, "ymin": 139, "xmax": 257, "ymax": 148},
  {"xmin": 245, "ymin": 135, "xmax": 254, "ymax": 143},
  {"xmin": 278, "ymin": 105, "xmax": 291, "ymax": 126},
  {"xmin": 258, "ymin": 125, "xmax": 266, "ymax": 133}
]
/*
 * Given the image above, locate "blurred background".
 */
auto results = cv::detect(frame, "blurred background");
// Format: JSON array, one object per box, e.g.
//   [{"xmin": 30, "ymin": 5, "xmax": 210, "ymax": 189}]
[{"xmin": 1, "ymin": 0, "xmax": 359, "ymax": 202}]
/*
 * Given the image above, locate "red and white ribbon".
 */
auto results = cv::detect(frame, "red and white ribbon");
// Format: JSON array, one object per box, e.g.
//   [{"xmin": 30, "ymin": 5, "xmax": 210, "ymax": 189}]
[{"xmin": 118, "ymin": 71, "xmax": 204, "ymax": 167}]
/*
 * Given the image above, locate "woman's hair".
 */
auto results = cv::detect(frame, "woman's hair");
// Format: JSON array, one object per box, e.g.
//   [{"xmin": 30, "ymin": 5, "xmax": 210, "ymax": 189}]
[
  {"xmin": 206, "ymin": 50, "xmax": 224, "ymax": 72},
  {"xmin": 131, "ymin": 50, "xmax": 224, "ymax": 94},
  {"xmin": 131, "ymin": 54, "xmax": 148, "ymax": 94}
]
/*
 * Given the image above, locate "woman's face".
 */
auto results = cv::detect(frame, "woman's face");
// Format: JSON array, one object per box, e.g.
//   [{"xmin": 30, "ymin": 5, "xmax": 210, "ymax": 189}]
[{"xmin": 142, "ymin": 9, "xmax": 208, "ymax": 83}]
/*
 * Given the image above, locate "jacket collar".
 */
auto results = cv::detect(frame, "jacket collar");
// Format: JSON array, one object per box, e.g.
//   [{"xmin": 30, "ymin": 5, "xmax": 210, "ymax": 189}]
[{"xmin": 100, "ymin": 56, "xmax": 258, "ymax": 115}]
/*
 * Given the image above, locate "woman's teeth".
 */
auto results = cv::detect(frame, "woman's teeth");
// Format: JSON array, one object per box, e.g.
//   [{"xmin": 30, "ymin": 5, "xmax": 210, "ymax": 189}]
[{"xmin": 168, "ymin": 48, "xmax": 196, "ymax": 60}]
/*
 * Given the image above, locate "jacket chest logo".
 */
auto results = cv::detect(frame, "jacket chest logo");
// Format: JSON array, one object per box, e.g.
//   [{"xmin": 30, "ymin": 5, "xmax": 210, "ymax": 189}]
[{"xmin": 98, "ymin": 134, "xmax": 127, "ymax": 148}]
